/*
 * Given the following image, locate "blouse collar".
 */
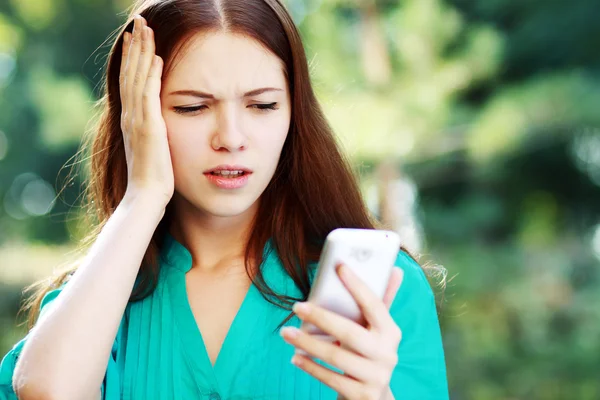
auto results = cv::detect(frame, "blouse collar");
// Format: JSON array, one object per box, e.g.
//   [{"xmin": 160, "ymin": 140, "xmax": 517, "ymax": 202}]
[
  {"xmin": 159, "ymin": 231, "xmax": 308, "ymax": 300},
  {"xmin": 160, "ymin": 231, "xmax": 276, "ymax": 269}
]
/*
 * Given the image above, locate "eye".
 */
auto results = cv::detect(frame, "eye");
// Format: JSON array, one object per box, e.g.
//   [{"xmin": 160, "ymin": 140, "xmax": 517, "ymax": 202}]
[
  {"xmin": 173, "ymin": 105, "xmax": 207, "ymax": 114},
  {"xmin": 249, "ymin": 102, "xmax": 278, "ymax": 112},
  {"xmin": 173, "ymin": 102, "xmax": 279, "ymax": 115}
]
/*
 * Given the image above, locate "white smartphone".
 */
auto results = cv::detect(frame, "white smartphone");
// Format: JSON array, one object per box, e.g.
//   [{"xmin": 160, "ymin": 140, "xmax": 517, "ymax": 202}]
[{"xmin": 298, "ymin": 228, "xmax": 401, "ymax": 347}]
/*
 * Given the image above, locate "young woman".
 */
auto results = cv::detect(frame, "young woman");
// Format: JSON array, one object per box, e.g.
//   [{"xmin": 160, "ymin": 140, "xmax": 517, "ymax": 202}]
[{"xmin": 0, "ymin": 0, "xmax": 448, "ymax": 399}]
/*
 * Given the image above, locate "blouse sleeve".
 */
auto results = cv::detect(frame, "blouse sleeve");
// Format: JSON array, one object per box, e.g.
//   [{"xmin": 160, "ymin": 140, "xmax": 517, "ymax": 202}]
[
  {"xmin": 0, "ymin": 281, "xmax": 122, "ymax": 400},
  {"xmin": 388, "ymin": 250, "xmax": 449, "ymax": 400}
]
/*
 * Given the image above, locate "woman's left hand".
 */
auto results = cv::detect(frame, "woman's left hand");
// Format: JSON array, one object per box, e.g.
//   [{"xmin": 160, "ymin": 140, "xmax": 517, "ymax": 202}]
[{"xmin": 281, "ymin": 263, "xmax": 404, "ymax": 400}]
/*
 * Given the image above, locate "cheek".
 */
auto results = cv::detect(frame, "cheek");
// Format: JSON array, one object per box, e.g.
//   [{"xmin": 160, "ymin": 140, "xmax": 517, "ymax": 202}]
[
  {"xmin": 163, "ymin": 124, "xmax": 207, "ymax": 177},
  {"xmin": 253, "ymin": 116, "xmax": 289, "ymax": 154},
  {"xmin": 164, "ymin": 115, "xmax": 210, "ymax": 152},
  {"xmin": 164, "ymin": 113, "xmax": 206, "ymax": 137}
]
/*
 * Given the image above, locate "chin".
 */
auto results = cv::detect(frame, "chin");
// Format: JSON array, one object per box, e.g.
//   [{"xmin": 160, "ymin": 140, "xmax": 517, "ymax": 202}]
[
  {"xmin": 197, "ymin": 195, "xmax": 260, "ymax": 218},
  {"xmin": 204, "ymin": 206, "xmax": 252, "ymax": 218}
]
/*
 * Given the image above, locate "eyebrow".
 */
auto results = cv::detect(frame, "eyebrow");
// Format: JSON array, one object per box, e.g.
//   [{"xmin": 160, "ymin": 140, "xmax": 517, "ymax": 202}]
[{"xmin": 168, "ymin": 87, "xmax": 283, "ymax": 99}]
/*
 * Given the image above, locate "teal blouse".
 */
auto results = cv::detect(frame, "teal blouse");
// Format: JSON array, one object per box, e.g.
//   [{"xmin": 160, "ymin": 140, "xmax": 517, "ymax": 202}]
[{"xmin": 0, "ymin": 233, "xmax": 448, "ymax": 399}]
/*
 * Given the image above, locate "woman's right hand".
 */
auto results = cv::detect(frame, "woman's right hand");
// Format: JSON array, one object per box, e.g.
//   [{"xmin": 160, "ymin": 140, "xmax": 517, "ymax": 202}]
[{"xmin": 120, "ymin": 15, "xmax": 174, "ymax": 204}]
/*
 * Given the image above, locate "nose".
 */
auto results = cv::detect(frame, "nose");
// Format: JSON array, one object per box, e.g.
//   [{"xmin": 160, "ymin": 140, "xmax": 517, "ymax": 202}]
[{"xmin": 211, "ymin": 104, "xmax": 246, "ymax": 152}]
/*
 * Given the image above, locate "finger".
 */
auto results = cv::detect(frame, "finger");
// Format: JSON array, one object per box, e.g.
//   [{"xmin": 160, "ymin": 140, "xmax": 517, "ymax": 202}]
[
  {"xmin": 143, "ymin": 55, "xmax": 164, "ymax": 120},
  {"xmin": 336, "ymin": 263, "xmax": 394, "ymax": 332},
  {"xmin": 293, "ymin": 302, "xmax": 388, "ymax": 360},
  {"xmin": 125, "ymin": 15, "xmax": 144, "ymax": 123},
  {"xmin": 119, "ymin": 31, "xmax": 131, "ymax": 112},
  {"xmin": 134, "ymin": 24, "xmax": 156, "ymax": 122},
  {"xmin": 290, "ymin": 354, "xmax": 364, "ymax": 399},
  {"xmin": 281, "ymin": 327, "xmax": 384, "ymax": 383},
  {"xmin": 382, "ymin": 267, "xmax": 404, "ymax": 309}
]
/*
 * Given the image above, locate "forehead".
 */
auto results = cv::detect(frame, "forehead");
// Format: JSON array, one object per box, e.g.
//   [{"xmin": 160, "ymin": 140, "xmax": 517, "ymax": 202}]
[{"xmin": 164, "ymin": 31, "xmax": 287, "ymax": 95}]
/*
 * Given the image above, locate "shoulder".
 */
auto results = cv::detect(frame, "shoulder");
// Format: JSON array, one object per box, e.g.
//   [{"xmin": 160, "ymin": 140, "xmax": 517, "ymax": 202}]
[
  {"xmin": 389, "ymin": 250, "xmax": 448, "ymax": 397},
  {"xmin": 388, "ymin": 248, "xmax": 443, "ymax": 339},
  {"xmin": 392, "ymin": 249, "xmax": 435, "ymax": 306}
]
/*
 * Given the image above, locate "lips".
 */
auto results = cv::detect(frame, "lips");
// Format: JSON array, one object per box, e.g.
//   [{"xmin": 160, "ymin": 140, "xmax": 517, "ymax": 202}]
[
  {"xmin": 204, "ymin": 169, "xmax": 251, "ymax": 189},
  {"xmin": 203, "ymin": 164, "xmax": 253, "ymax": 174}
]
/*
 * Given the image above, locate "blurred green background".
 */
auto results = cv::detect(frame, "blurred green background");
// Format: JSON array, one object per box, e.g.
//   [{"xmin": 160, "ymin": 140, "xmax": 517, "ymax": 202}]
[{"xmin": 1, "ymin": 0, "xmax": 600, "ymax": 398}]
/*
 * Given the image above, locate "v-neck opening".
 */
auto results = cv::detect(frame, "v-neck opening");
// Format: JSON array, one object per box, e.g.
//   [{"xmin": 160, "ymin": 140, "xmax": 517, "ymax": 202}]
[
  {"xmin": 211, "ymin": 281, "xmax": 259, "ymax": 371},
  {"xmin": 168, "ymin": 266, "xmax": 263, "ymax": 391},
  {"xmin": 168, "ymin": 270, "xmax": 220, "ymax": 393},
  {"xmin": 162, "ymin": 232, "xmax": 273, "ymax": 392},
  {"xmin": 187, "ymin": 274, "xmax": 257, "ymax": 370}
]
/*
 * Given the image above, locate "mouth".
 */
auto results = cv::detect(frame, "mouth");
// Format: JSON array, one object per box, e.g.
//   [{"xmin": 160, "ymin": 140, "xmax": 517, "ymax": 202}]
[
  {"xmin": 203, "ymin": 164, "xmax": 253, "ymax": 175},
  {"xmin": 203, "ymin": 171, "xmax": 251, "ymax": 178},
  {"xmin": 203, "ymin": 170, "xmax": 252, "ymax": 189}
]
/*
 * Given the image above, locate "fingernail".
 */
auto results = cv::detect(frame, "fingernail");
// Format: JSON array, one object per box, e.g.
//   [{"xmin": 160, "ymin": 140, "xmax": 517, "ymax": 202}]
[
  {"xmin": 292, "ymin": 302, "xmax": 310, "ymax": 316},
  {"xmin": 281, "ymin": 327, "xmax": 299, "ymax": 340},
  {"xmin": 291, "ymin": 355, "xmax": 302, "ymax": 366}
]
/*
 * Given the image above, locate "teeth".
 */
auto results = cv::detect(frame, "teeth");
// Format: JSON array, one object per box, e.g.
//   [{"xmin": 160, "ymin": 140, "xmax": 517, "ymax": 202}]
[{"xmin": 212, "ymin": 170, "xmax": 244, "ymax": 177}]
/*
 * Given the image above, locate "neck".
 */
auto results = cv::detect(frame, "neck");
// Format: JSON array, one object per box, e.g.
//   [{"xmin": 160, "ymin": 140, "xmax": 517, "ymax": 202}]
[{"xmin": 168, "ymin": 193, "xmax": 259, "ymax": 274}]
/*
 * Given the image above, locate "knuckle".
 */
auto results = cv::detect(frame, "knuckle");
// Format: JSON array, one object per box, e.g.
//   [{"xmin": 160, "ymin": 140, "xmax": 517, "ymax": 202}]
[
  {"xmin": 339, "ymin": 330, "xmax": 354, "ymax": 346},
  {"xmin": 330, "ymin": 374, "xmax": 345, "ymax": 392},
  {"xmin": 327, "ymin": 347, "xmax": 342, "ymax": 366},
  {"xmin": 369, "ymin": 388, "xmax": 383, "ymax": 400},
  {"xmin": 358, "ymin": 389, "xmax": 375, "ymax": 400},
  {"xmin": 385, "ymin": 352, "xmax": 399, "ymax": 368},
  {"xmin": 362, "ymin": 299, "xmax": 378, "ymax": 316},
  {"xmin": 371, "ymin": 387, "xmax": 385, "ymax": 400},
  {"xmin": 390, "ymin": 325, "xmax": 402, "ymax": 343},
  {"xmin": 375, "ymin": 374, "xmax": 390, "ymax": 389}
]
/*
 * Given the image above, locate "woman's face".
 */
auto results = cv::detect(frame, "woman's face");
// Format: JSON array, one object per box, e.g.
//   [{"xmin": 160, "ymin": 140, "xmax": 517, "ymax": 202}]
[{"xmin": 161, "ymin": 31, "xmax": 291, "ymax": 218}]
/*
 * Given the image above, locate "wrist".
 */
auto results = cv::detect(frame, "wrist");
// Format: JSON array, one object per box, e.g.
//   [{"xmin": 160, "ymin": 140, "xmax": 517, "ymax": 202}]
[{"xmin": 121, "ymin": 189, "xmax": 168, "ymax": 217}]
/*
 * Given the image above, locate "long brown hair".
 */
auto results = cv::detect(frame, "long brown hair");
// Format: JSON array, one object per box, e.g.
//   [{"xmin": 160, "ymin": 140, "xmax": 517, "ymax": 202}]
[{"xmin": 21, "ymin": 0, "xmax": 435, "ymax": 330}]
